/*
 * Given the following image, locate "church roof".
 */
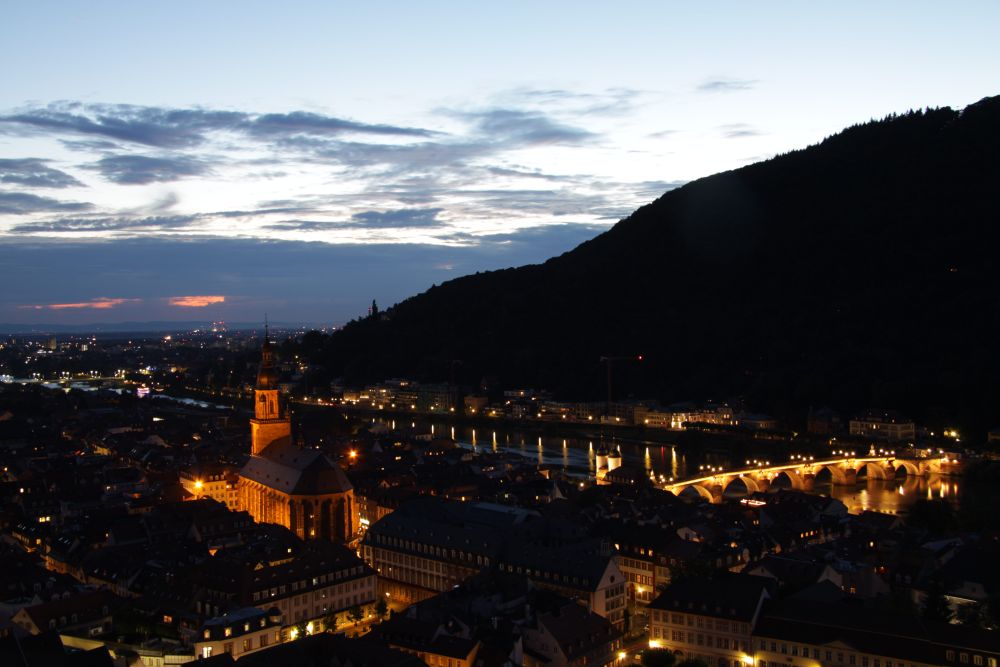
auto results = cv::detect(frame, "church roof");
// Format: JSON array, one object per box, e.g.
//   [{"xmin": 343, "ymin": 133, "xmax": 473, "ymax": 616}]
[{"xmin": 241, "ymin": 440, "xmax": 353, "ymax": 496}]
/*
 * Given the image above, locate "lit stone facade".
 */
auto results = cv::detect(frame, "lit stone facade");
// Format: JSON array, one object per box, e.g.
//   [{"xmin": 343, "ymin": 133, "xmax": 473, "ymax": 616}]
[{"xmin": 238, "ymin": 333, "xmax": 357, "ymax": 542}]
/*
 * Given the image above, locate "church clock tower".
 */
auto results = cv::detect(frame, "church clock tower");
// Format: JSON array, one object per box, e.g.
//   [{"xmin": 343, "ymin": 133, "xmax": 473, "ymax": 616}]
[{"xmin": 250, "ymin": 327, "xmax": 290, "ymax": 456}]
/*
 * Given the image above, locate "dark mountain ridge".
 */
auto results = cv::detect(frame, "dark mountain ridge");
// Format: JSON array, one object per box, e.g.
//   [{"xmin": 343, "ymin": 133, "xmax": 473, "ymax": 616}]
[{"xmin": 317, "ymin": 96, "xmax": 1000, "ymax": 437}]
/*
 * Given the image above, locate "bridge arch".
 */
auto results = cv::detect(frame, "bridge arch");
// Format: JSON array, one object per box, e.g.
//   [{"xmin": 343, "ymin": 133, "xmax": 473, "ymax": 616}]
[
  {"xmin": 857, "ymin": 462, "xmax": 889, "ymax": 481},
  {"xmin": 770, "ymin": 470, "xmax": 805, "ymax": 491},
  {"xmin": 722, "ymin": 475, "xmax": 761, "ymax": 497},
  {"xmin": 894, "ymin": 460, "xmax": 921, "ymax": 477},
  {"xmin": 814, "ymin": 464, "xmax": 849, "ymax": 485},
  {"xmin": 678, "ymin": 484, "xmax": 715, "ymax": 502}
]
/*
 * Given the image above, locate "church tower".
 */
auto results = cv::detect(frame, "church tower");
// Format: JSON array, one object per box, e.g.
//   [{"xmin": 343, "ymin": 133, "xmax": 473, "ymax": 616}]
[{"xmin": 250, "ymin": 326, "xmax": 291, "ymax": 456}]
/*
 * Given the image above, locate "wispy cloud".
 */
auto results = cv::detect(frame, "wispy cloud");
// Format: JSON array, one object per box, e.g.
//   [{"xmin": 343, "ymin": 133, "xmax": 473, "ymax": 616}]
[
  {"xmin": 720, "ymin": 123, "xmax": 762, "ymax": 138},
  {"xmin": 459, "ymin": 108, "xmax": 597, "ymax": 146},
  {"xmin": 697, "ymin": 77, "xmax": 757, "ymax": 93},
  {"xmin": 247, "ymin": 111, "xmax": 437, "ymax": 139},
  {"xmin": 497, "ymin": 87, "xmax": 645, "ymax": 116},
  {"xmin": 0, "ymin": 97, "xmax": 680, "ymax": 249},
  {"xmin": 0, "ymin": 102, "xmax": 436, "ymax": 149},
  {"xmin": 10, "ymin": 215, "xmax": 197, "ymax": 233},
  {"xmin": 88, "ymin": 154, "xmax": 210, "ymax": 185},
  {"xmin": 349, "ymin": 208, "xmax": 443, "ymax": 228},
  {"xmin": 19, "ymin": 297, "xmax": 140, "ymax": 310},
  {"xmin": 0, "ymin": 192, "xmax": 92, "ymax": 214},
  {"xmin": 0, "ymin": 158, "xmax": 83, "ymax": 188},
  {"xmin": 168, "ymin": 295, "xmax": 225, "ymax": 307}
]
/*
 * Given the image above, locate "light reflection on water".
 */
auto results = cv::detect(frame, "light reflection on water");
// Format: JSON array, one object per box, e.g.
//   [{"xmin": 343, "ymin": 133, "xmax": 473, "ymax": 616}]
[
  {"xmin": 382, "ymin": 418, "xmax": 960, "ymax": 515},
  {"xmin": 818, "ymin": 475, "xmax": 959, "ymax": 514}
]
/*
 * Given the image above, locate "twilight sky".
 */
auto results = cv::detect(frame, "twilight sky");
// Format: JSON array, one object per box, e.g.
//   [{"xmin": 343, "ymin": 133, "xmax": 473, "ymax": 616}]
[{"xmin": 1, "ymin": 1, "xmax": 998, "ymax": 326}]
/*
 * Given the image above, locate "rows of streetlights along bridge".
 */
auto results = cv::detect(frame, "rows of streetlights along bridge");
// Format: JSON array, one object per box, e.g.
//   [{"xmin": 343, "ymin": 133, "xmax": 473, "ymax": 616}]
[{"xmin": 672, "ymin": 450, "xmax": 909, "ymax": 485}]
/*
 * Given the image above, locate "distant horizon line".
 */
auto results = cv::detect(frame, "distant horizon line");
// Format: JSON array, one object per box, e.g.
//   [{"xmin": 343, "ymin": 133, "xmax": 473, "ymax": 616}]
[{"xmin": 0, "ymin": 320, "xmax": 338, "ymax": 335}]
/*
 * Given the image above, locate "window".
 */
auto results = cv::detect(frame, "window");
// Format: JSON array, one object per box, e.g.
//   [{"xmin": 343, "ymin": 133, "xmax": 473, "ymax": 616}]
[
  {"xmin": 242, "ymin": 639, "xmax": 251, "ymax": 652},
  {"xmin": 973, "ymin": 657, "xmax": 983, "ymax": 667},
  {"xmin": 224, "ymin": 642, "xmax": 233, "ymax": 655},
  {"xmin": 961, "ymin": 655, "xmax": 969, "ymax": 664}
]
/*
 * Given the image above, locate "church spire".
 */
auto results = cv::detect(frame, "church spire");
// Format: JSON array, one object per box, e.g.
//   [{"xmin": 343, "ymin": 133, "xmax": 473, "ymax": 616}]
[
  {"xmin": 250, "ymin": 320, "xmax": 288, "ymax": 455},
  {"xmin": 257, "ymin": 319, "xmax": 277, "ymax": 390}
]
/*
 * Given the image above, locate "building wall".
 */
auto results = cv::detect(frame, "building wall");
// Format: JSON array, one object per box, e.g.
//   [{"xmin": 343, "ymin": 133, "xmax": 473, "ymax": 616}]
[
  {"xmin": 649, "ymin": 609, "xmax": 753, "ymax": 667},
  {"xmin": 848, "ymin": 419, "xmax": 915, "ymax": 442},
  {"xmin": 250, "ymin": 419, "xmax": 291, "ymax": 456},
  {"xmin": 250, "ymin": 573, "xmax": 377, "ymax": 624},
  {"xmin": 180, "ymin": 472, "xmax": 239, "ymax": 508},
  {"xmin": 238, "ymin": 478, "xmax": 356, "ymax": 542},
  {"xmin": 365, "ymin": 544, "xmax": 480, "ymax": 602},
  {"xmin": 753, "ymin": 637, "xmax": 940, "ymax": 667},
  {"xmin": 196, "ymin": 626, "xmax": 279, "ymax": 660},
  {"xmin": 390, "ymin": 643, "xmax": 479, "ymax": 667},
  {"xmin": 619, "ymin": 555, "xmax": 656, "ymax": 605}
]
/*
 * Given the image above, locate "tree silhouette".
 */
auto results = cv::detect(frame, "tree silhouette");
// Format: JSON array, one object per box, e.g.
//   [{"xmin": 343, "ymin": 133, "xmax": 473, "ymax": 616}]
[
  {"xmin": 921, "ymin": 578, "xmax": 954, "ymax": 623},
  {"xmin": 642, "ymin": 649, "xmax": 677, "ymax": 667},
  {"xmin": 677, "ymin": 659, "xmax": 709, "ymax": 667},
  {"xmin": 348, "ymin": 604, "xmax": 364, "ymax": 625},
  {"xmin": 323, "ymin": 610, "xmax": 341, "ymax": 632}
]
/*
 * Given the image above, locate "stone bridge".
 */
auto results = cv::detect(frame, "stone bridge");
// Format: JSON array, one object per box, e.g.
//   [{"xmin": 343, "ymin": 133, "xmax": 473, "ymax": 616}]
[{"xmin": 662, "ymin": 455, "xmax": 963, "ymax": 503}]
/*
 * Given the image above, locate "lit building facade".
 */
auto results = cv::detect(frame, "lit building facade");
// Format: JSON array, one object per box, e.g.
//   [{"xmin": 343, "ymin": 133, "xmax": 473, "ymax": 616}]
[
  {"xmin": 363, "ymin": 499, "xmax": 627, "ymax": 628},
  {"xmin": 848, "ymin": 410, "xmax": 916, "ymax": 442},
  {"xmin": 648, "ymin": 575, "xmax": 769, "ymax": 666},
  {"xmin": 238, "ymin": 333, "xmax": 357, "ymax": 541},
  {"xmin": 180, "ymin": 465, "xmax": 240, "ymax": 508}
]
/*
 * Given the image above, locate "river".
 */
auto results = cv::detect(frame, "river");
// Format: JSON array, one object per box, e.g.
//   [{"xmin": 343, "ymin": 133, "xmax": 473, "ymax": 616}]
[{"xmin": 374, "ymin": 416, "xmax": 959, "ymax": 515}]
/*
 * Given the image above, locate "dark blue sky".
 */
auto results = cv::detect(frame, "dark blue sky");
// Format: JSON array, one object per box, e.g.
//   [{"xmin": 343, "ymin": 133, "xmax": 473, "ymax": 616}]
[
  {"xmin": 1, "ymin": 2, "xmax": 997, "ymax": 324},
  {"xmin": 0, "ymin": 225, "xmax": 607, "ymax": 324}
]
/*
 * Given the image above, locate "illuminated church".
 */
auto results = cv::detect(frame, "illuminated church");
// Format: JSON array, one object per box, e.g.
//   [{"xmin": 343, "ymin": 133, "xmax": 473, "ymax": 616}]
[{"xmin": 238, "ymin": 331, "xmax": 357, "ymax": 541}]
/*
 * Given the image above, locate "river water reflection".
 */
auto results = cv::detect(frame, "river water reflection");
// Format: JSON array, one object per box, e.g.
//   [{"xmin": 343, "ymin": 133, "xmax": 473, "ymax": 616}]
[{"xmin": 379, "ymin": 417, "xmax": 960, "ymax": 516}]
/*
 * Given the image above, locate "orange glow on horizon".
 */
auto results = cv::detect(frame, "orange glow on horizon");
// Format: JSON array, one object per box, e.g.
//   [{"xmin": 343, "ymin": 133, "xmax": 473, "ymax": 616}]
[
  {"xmin": 19, "ymin": 297, "xmax": 139, "ymax": 310},
  {"xmin": 169, "ymin": 295, "xmax": 226, "ymax": 307}
]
